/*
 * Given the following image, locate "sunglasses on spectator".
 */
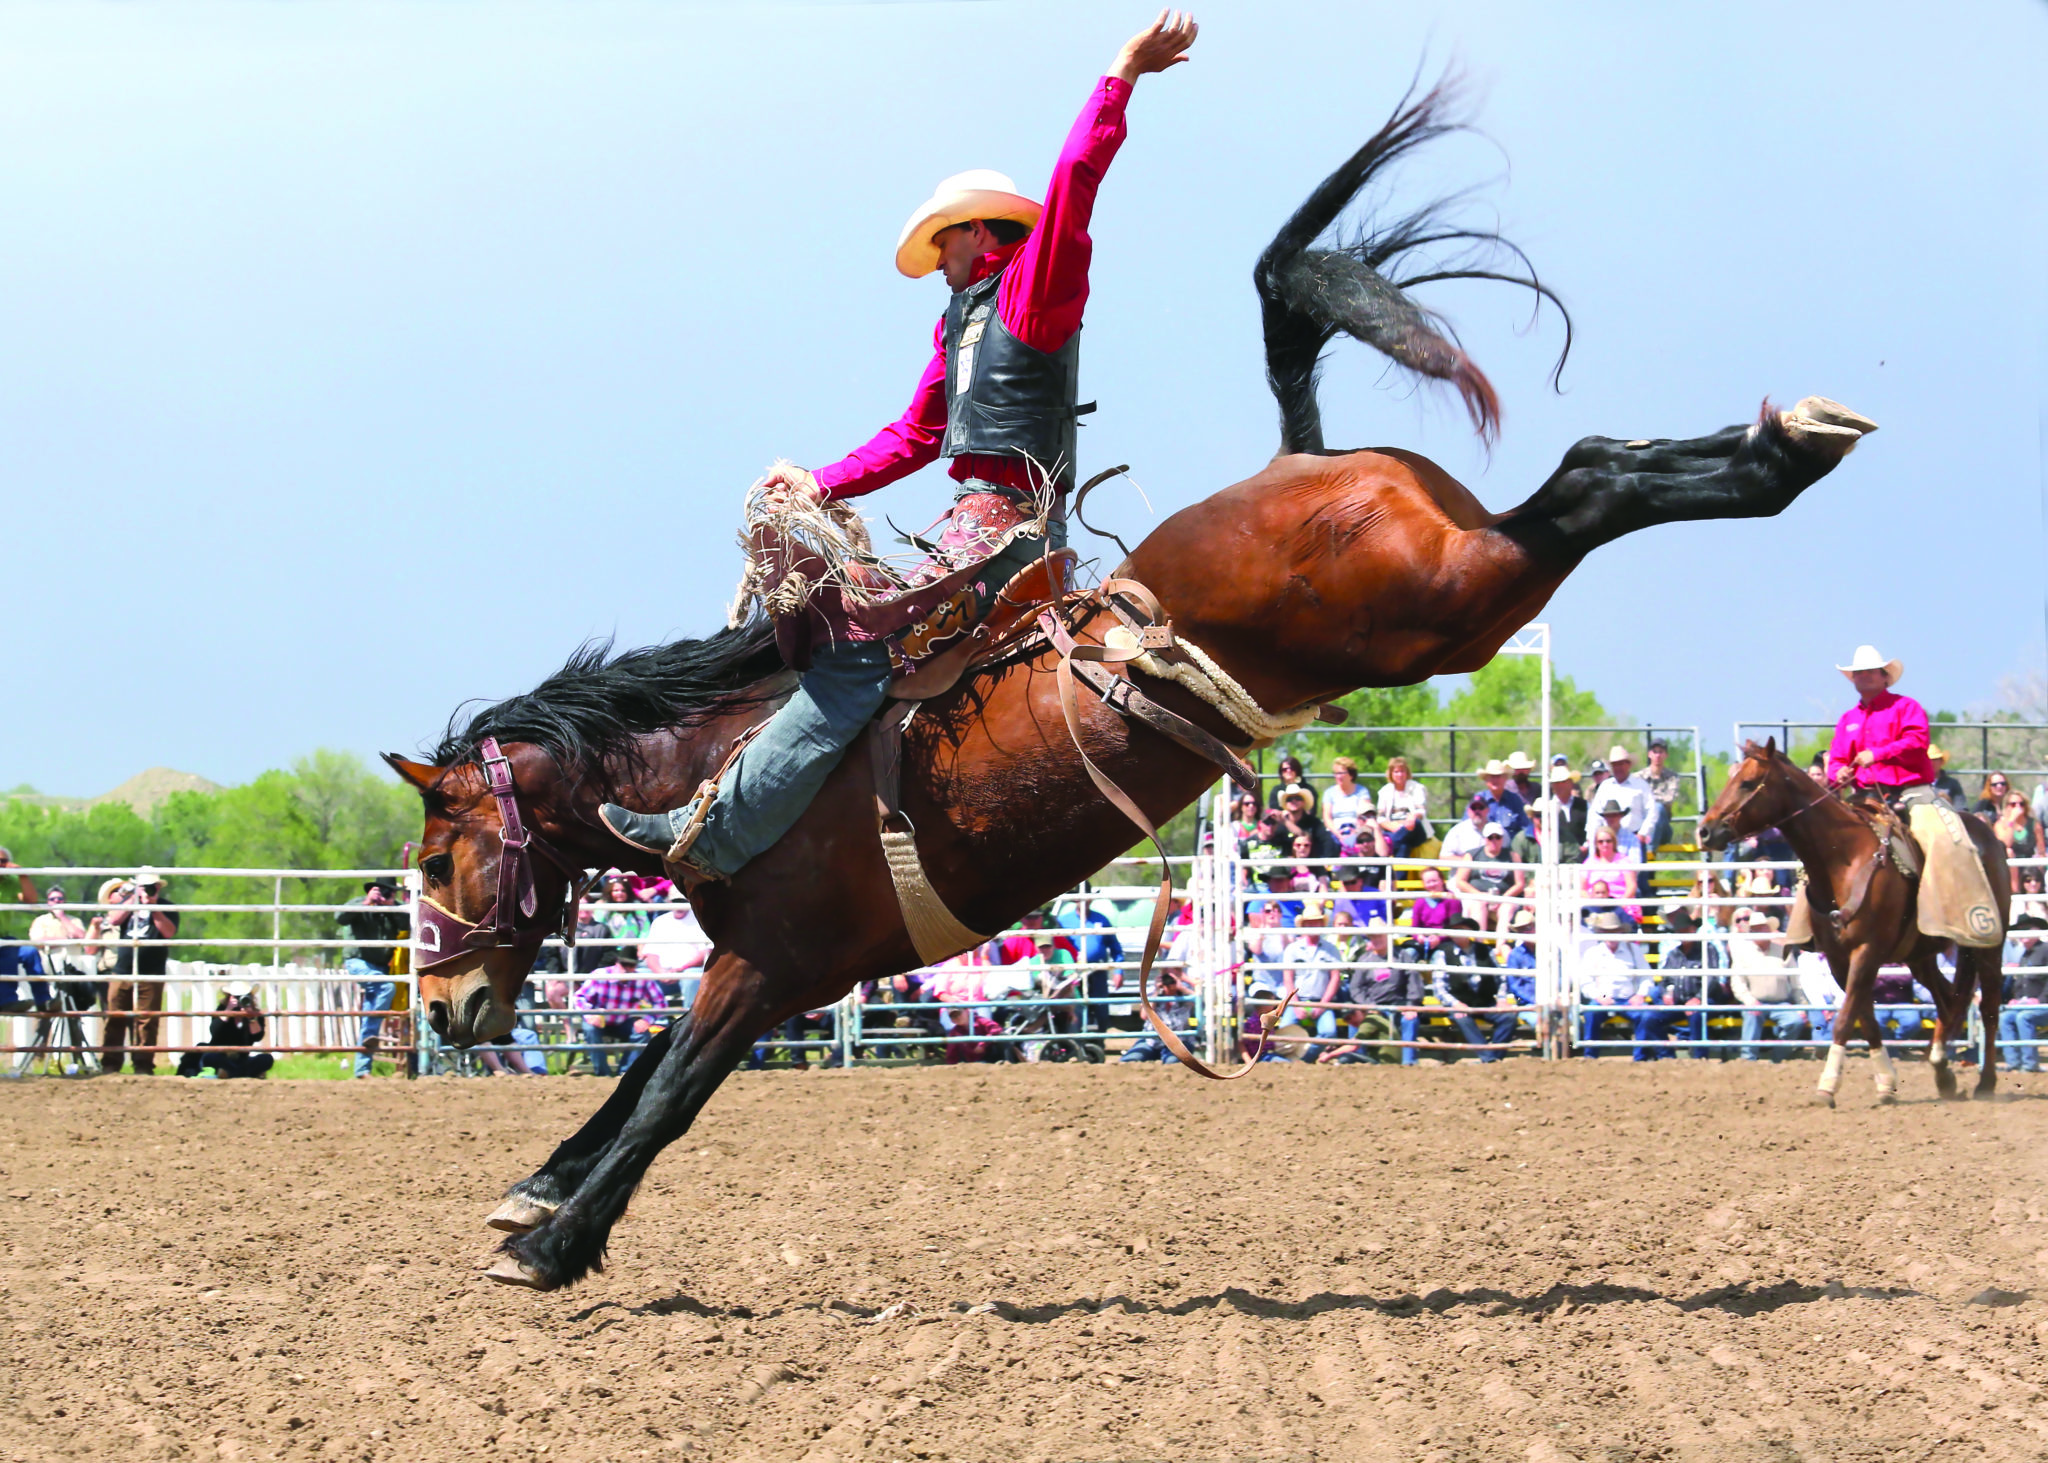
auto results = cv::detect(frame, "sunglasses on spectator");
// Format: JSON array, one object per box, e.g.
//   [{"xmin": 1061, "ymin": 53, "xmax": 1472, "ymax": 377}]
[{"xmin": 1990, "ymin": 780, "xmax": 2009, "ymax": 789}]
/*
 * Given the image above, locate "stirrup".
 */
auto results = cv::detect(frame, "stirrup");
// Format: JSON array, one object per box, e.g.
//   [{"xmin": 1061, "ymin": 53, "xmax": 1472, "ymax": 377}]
[{"xmin": 665, "ymin": 779, "xmax": 716, "ymax": 864}]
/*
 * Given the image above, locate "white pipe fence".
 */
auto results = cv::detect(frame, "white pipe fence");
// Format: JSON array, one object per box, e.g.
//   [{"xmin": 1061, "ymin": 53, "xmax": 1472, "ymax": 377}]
[{"xmin": 3, "ymin": 850, "xmax": 2040, "ymax": 1075}]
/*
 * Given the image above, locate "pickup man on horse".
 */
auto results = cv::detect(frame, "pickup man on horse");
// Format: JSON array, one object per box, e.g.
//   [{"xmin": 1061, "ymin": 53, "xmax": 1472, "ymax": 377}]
[
  {"xmin": 1823, "ymin": 643, "xmax": 1935, "ymax": 810},
  {"xmin": 600, "ymin": 10, "xmax": 1200, "ymax": 882}
]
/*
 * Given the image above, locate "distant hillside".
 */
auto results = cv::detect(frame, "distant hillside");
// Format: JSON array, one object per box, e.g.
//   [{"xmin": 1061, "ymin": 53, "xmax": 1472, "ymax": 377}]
[{"xmin": 4, "ymin": 767, "xmax": 222, "ymax": 816}]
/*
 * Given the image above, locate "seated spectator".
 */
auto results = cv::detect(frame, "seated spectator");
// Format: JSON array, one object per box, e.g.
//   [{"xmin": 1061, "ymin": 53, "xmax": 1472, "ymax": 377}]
[
  {"xmin": 1439, "ymin": 794, "xmax": 1495, "ymax": 862},
  {"xmin": 1450, "ymin": 823, "xmax": 1524, "ymax": 933},
  {"xmin": 1227, "ymin": 791, "xmax": 1262, "ymax": 854},
  {"xmin": 1542, "ymin": 764, "xmax": 1589, "ymax": 863},
  {"xmin": 1376, "ymin": 756, "xmax": 1432, "ymax": 858},
  {"xmin": 1510, "ymin": 804, "xmax": 1545, "ymax": 866},
  {"xmin": 1407, "ymin": 866, "xmax": 1461, "ymax": 930},
  {"xmin": 1279, "ymin": 791, "xmax": 1339, "ymax": 859},
  {"xmin": 1655, "ymin": 904, "xmax": 1727, "ymax": 1056},
  {"xmin": 1260, "ymin": 864, "xmax": 1307, "ymax": 925},
  {"xmin": 1725, "ymin": 823, "xmax": 1796, "ymax": 890},
  {"xmin": 1239, "ymin": 899, "xmax": 1291, "ymax": 978},
  {"xmin": 1998, "ymin": 917, "xmax": 2048, "ymax": 1073},
  {"xmin": 1506, "ymin": 749, "xmax": 1540, "ymax": 806},
  {"xmin": 1322, "ymin": 757, "xmax": 1374, "ymax": 851},
  {"xmin": 1477, "ymin": 759, "xmax": 1530, "ymax": 838},
  {"xmin": 1991, "ymin": 790, "xmax": 2039, "ymax": 889},
  {"xmin": 1580, "ymin": 827, "xmax": 1641, "ymax": 924},
  {"xmin": 1870, "ymin": 962, "xmax": 1930, "ymax": 1045},
  {"xmin": 1575, "ymin": 911, "xmax": 1649, "ymax": 1054},
  {"xmin": 175, "ymin": 982, "xmax": 274, "ymax": 1079},
  {"xmin": 571, "ymin": 961, "xmax": 669, "ymax": 1077},
  {"xmin": 1247, "ymin": 809, "xmax": 1291, "ymax": 864},
  {"xmin": 1057, "ymin": 894, "xmax": 1125, "ymax": 1037},
  {"xmin": 1286, "ymin": 832, "xmax": 1328, "ymax": 891},
  {"xmin": 1497, "ymin": 906, "xmax": 1538, "ymax": 1007},
  {"xmin": 1117, "ymin": 962, "xmax": 1198, "ymax": 1063},
  {"xmin": 1589, "ymin": 790, "xmax": 1647, "ymax": 862},
  {"xmin": 1340, "ymin": 918, "xmax": 1417, "ymax": 1064},
  {"xmin": 1794, "ymin": 945, "xmax": 1844, "ymax": 1043},
  {"xmin": 1975, "ymin": 773, "xmax": 2012, "ymax": 819},
  {"xmin": 640, "ymin": 888, "xmax": 712, "ymax": 1008},
  {"xmin": 1729, "ymin": 912, "xmax": 1804, "ymax": 1060},
  {"xmin": 1431, "ymin": 917, "xmax": 1514, "ymax": 1062},
  {"xmin": 1267, "ymin": 754, "xmax": 1316, "ymax": 814},
  {"xmin": 1927, "ymin": 743, "xmax": 1968, "ymax": 811},
  {"xmin": 2014, "ymin": 868, "xmax": 2048, "ymax": 927},
  {"xmin": 1330, "ymin": 861, "xmax": 1388, "ymax": 927},
  {"xmin": 1281, "ymin": 922, "xmax": 1346, "ymax": 1059},
  {"xmin": 571, "ymin": 894, "xmax": 612, "ymax": 976},
  {"xmin": 997, "ymin": 908, "xmax": 1079, "ymax": 967}
]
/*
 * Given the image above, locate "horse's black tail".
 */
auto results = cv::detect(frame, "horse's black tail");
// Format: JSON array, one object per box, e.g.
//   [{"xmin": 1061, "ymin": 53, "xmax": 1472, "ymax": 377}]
[{"xmin": 1254, "ymin": 71, "xmax": 1571, "ymax": 453}]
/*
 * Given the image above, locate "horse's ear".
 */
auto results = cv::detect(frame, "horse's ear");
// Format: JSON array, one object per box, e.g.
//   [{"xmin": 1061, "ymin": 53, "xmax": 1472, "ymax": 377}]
[
  {"xmin": 383, "ymin": 753, "xmax": 445, "ymax": 793},
  {"xmin": 1764, "ymin": 736, "xmax": 1777, "ymax": 755}
]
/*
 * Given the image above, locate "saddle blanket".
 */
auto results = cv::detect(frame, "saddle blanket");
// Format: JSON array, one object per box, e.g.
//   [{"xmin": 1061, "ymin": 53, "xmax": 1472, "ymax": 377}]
[{"xmin": 1908, "ymin": 802, "xmax": 2002, "ymax": 947}]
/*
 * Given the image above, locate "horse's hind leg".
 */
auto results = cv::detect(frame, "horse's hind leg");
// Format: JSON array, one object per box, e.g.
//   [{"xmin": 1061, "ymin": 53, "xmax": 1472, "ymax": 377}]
[
  {"xmin": 488, "ymin": 1024, "xmax": 679, "ymax": 1232},
  {"xmin": 1915, "ymin": 950, "xmax": 1965, "ymax": 1101},
  {"xmin": 1964, "ymin": 947, "xmax": 2001, "ymax": 1100},
  {"xmin": 490, "ymin": 951, "xmax": 784, "ymax": 1291},
  {"xmin": 1494, "ymin": 405, "xmax": 1871, "ymax": 559}
]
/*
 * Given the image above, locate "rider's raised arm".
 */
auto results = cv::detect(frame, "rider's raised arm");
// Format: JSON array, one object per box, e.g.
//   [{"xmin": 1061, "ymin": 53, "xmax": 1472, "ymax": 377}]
[
  {"xmin": 813, "ymin": 319, "xmax": 948, "ymax": 502},
  {"xmin": 996, "ymin": 75, "xmax": 1132, "ymax": 354}
]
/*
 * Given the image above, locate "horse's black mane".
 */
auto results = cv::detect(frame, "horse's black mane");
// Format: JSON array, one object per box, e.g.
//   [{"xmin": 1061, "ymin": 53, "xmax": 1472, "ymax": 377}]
[{"xmin": 431, "ymin": 618, "xmax": 786, "ymax": 777}]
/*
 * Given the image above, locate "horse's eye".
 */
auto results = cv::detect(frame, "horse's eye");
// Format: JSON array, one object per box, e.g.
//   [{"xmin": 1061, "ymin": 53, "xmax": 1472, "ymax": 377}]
[{"xmin": 422, "ymin": 854, "xmax": 454, "ymax": 886}]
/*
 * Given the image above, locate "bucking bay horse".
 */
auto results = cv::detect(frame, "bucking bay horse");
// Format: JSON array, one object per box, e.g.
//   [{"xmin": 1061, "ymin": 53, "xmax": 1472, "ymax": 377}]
[
  {"xmin": 390, "ymin": 83, "xmax": 1876, "ymax": 1290},
  {"xmin": 1697, "ymin": 739, "xmax": 2010, "ymax": 1106}
]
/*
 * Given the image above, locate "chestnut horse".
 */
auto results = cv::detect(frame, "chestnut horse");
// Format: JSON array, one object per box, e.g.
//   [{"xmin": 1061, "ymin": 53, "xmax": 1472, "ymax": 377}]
[
  {"xmin": 1697, "ymin": 740, "xmax": 2010, "ymax": 1106},
  {"xmin": 390, "ymin": 93, "xmax": 1873, "ymax": 1290}
]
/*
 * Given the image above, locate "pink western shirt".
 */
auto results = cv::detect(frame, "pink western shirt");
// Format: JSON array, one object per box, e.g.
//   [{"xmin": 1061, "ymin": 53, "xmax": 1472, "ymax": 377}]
[
  {"xmin": 1825, "ymin": 689, "xmax": 1934, "ymax": 788},
  {"xmin": 814, "ymin": 76, "xmax": 1133, "ymax": 503}
]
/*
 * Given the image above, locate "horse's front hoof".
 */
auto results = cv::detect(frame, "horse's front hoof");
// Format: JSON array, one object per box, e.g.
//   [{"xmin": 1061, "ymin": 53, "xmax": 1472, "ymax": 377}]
[
  {"xmin": 1809, "ymin": 1090, "xmax": 1836, "ymax": 1109},
  {"xmin": 482, "ymin": 1255, "xmax": 558, "ymax": 1291},
  {"xmin": 487, "ymin": 1196, "xmax": 558, "ymax": 1233},
  {"xmin": 1875, "ymin": 1091, "xmax": 1897, "ymax": 1106}
]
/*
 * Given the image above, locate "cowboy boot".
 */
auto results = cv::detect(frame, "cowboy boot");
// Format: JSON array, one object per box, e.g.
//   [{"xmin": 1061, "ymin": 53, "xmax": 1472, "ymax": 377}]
[{"xmin": 599, "ymin": 791, "xmax": 724, "ymax": 887}]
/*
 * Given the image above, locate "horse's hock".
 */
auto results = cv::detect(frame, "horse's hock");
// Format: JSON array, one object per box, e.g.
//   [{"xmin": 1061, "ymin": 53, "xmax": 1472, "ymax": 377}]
[{"xmin": 7, "ymin": 1061, "xmax": 2046, "ymax": 1462}]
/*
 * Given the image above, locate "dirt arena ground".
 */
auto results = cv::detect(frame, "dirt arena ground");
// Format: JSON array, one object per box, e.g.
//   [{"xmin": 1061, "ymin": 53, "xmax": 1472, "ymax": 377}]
[{"xmin": 4, "ymin": 1060, "xmax": 2047, "ymax": 1463}]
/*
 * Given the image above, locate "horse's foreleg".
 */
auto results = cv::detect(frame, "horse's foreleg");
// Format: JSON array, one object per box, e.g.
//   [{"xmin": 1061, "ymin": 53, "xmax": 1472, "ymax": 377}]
[
  {"xmin": 487, "ymin": 1023, "xmax": 681, "ymax": 1232},
  {"xmin": 490, "ymin": 952, "xmax": 777, "ymax": 1291},
  {"xmin": 1818, "ymin": 945, "xmax": 1884, "ymax": 1107},
  {"xmin": 1494, "ymin": 406, "xmax": 1869, "ymax": 559}
]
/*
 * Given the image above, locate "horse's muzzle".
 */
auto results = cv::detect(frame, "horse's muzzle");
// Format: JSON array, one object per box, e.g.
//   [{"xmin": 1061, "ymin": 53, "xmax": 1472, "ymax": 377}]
[
  {"xmin": 426, "ymin": 968, "xmax": 515, "ymax": 1048},
  {"xmin": 1695, "ymin": 817, "xmax": 1728, "ymax": 852}
]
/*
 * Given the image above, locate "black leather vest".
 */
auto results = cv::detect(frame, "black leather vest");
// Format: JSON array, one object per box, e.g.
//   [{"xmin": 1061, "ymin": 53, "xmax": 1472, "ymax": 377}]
[{"xmin": 940, "ymin": 266, "xmax": 1086, "ymax": 486}]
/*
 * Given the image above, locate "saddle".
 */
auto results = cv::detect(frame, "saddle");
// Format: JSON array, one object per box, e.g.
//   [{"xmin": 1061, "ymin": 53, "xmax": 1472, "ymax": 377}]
[{"xmin": 1810, "ymin": 791, "xmax": 2002, "ymax": 950}]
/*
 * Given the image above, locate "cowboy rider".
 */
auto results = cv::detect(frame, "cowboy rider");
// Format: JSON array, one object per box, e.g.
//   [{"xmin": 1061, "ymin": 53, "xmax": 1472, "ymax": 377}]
[
  {"xmin": 1824, "ymin": 643, "xmax": 1936, "ymax": 810},
  {"xmin": 602, "ymin": 11, "xmax": 1201, "ymax": 880}
]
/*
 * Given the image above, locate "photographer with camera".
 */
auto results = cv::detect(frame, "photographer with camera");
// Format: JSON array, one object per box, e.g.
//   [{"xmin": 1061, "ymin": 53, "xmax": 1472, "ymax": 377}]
[{"xmin": 176, "ymin": 980, "xmax": 273, "ymax": 1079}]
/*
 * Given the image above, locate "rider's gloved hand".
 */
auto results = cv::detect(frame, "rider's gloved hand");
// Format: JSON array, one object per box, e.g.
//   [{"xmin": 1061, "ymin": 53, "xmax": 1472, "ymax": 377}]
[{"xmin": 760, "ymin": 463, "xmax": 821, "ymax": 511}]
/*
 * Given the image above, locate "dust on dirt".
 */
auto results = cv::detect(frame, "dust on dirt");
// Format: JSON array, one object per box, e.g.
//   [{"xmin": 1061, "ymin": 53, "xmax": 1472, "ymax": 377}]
[{"xmin": 4, "ymin": 1060, "xmax": 2047, "ymax": 1461}]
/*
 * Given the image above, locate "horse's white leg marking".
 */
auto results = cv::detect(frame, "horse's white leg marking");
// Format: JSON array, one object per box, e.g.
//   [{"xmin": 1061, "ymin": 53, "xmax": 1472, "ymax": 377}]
[
  {"xmin": 1818, "ymin": 1042, "xmax": 1847, "ymax": 1096},
  {"xmin": 1926, "ymin": 1039, "xmax": 1948, "ymax": 1068},
  {"xmin": 1872, "ymin": 1045, "xmax": 1900, "ymax": 1095}
]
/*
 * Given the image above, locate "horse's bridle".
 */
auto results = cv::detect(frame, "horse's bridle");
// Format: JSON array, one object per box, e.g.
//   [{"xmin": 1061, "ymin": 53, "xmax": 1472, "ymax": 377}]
[
  {"xmin": 415, "ymin": 737, "xmax": 592, "ymax": 976},
  {"xmin": 1717, "ymin": 757, "xmax": 1836, "ymax": 839}
]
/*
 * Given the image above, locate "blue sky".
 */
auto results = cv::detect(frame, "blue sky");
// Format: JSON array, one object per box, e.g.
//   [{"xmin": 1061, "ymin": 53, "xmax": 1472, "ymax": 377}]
[{"xmin": 5, "ymin": 0, "xmax": 2044, "ymax": 793}]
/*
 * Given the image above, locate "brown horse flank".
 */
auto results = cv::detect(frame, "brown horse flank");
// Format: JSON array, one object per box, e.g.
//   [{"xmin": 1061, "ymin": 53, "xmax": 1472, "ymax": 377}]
[
  {"xmin": 390, "ymin": 91, "xmax": 1874, "ymax": 1291},
  {"xmin": 1697, "ymin": 740, "xmax": 2011, "ymax": 1106}
]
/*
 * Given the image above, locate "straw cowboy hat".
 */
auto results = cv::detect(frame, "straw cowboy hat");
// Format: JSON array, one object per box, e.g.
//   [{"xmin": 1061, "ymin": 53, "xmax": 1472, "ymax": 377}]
[
  {"xmin": 1605, "ymin": 744, "xmax": 1635, "ymax": 765},
  {"xmin": 1836, "ymin": 644, "xmax": 1902, "ymax": 684},
  {"xmin": 1548, "ymin": 764, "xmax": 1578, "ymax": 784},
  {"xmin": 1481, "ymin": 759, "xmax": 1510, "ymax": 777},
  {"xmin": 894, "ymin": 169, "xmax": 1042, "ymax": 279},
  {"xmin": 1504, "ymin": 750, "xmax": 1536, "ymax": 772}
]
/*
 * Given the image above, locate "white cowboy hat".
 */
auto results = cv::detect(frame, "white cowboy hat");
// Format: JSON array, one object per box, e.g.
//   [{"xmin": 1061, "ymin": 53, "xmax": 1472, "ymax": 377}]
[
  {"xmin": 1548, "ymin": 764, "xmax": 1578, "ymax": 784},
  {"xmin": 1836, "ymin": 644, "xmax": 1903, "ymax": 684},
  {"xmin": 1481, "ymin": 759, "xmax": 1510, "ymax": 777},
  {"xmin": 894, "ymin": 169, "xmax": 1041, "ymax": 279},
  {"xmin": 1606, "ymin": 744, "xmax": 1634, "ymax": 764},
  {"xmin": 1504, "ymin": 750, "xmax": 1536, "ymax": 771}
]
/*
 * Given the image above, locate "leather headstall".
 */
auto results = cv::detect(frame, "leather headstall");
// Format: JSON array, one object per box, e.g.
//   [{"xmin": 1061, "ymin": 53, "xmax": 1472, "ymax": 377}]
[{"xmin": 415, "ymin": 736, "xmax": 594, "ymax": 976}]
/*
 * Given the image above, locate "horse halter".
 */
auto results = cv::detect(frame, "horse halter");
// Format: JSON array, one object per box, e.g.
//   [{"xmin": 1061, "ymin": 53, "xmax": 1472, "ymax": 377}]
[{"xmin": 415, "ymin": 737, "xmax": 591, "ymax": 976}]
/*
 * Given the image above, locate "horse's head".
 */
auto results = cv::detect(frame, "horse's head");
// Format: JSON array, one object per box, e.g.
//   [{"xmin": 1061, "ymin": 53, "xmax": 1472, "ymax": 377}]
[
  {"xmin": 384, "ymin": 744, "xmax": 578, "ymax": 1048},
  {"xmin": 1697, "ymin": 737, "xmax": 1807, "ymax": 851}
]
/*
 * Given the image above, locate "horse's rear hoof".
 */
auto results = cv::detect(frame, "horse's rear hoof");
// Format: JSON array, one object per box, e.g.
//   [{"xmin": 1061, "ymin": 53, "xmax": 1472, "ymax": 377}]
[
  {"xmin": 1809, "ymin": 1090, "xmax": 1835, "ymax": 1109},
  {"xmin": 1875, "ymin": 1092, "xmax": 1897, "ymax": 1106},
  {"xmin": 487, "ymin": 1196, "xmax": 557, "ymax": 1233},
  {"xmin": 482, "ymin": 1255, "xmax": 558, "ymax": 1291}
]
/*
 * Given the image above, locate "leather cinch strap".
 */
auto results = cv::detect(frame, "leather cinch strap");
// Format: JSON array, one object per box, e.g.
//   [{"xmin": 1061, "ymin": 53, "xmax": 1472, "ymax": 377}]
[{"xmin": 1035, "ymin": 595, "xmax": 1292, "ymax": 1080}]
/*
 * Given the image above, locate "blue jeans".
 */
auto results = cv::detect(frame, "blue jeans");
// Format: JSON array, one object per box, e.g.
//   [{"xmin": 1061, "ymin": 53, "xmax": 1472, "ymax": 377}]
[
  {"xmin": 1394, "ymin": 1010, "xmax": 1420, "ymax": 1065},
  {"xmin": 1877, "ymin": 1004, "xmax": 1928, "ymax": 1044},
  {"xmin": 1629, "ymin": 1005, "xmax": 1684, "ymax": 1060},
  {"xmin": 349, "ymin": 961, "xmax": 394, "ymax": 1077},
  {"xmin": 688, "ymin": 641, "xmax": 896, "ymax": 877},
  {"xmin": 1449, "ymin": 1009, "xmax": 1517, "ymax": 1062},
  {"xmin": 1998, "ymin": 1005, "xmax": 2048, "ymax": 1072},
  {"xmin": 1740, "ymin": 1002, "xmax": 1806, "ymax": 1060}
]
